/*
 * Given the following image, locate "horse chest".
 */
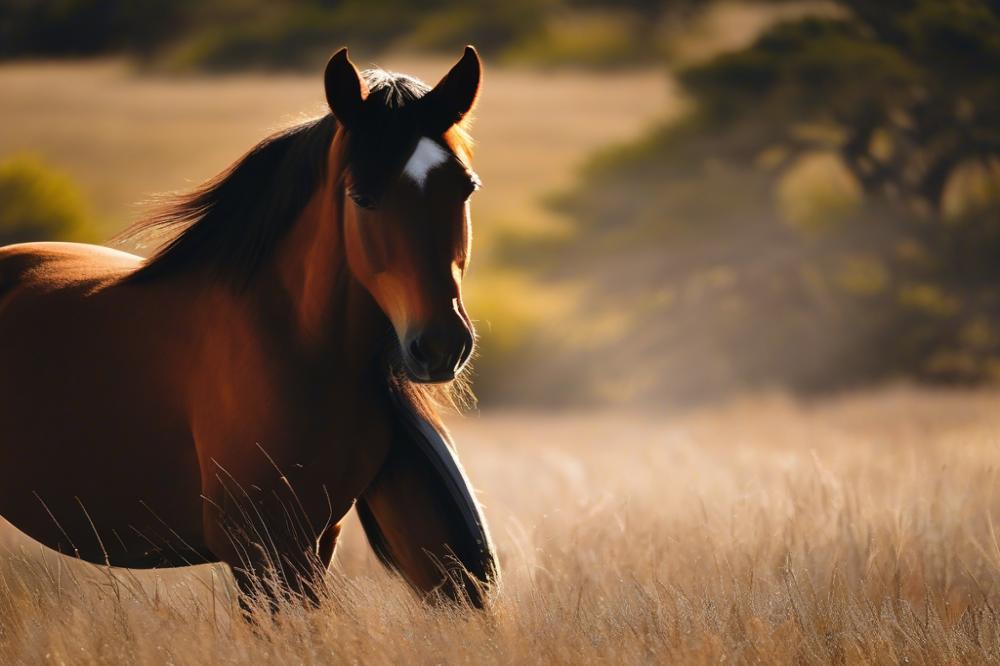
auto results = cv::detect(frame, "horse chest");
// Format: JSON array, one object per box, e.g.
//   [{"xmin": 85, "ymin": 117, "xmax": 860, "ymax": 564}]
[{"xmin": 192, "ymin": 372, "xmax": 393, "ymax": 523}]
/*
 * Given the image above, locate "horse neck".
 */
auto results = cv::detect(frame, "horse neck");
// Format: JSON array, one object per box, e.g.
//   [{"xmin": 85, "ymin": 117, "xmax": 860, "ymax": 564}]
[{"xmin": 263, "ymin": 157, "xmax": 386, "ymax": 374}]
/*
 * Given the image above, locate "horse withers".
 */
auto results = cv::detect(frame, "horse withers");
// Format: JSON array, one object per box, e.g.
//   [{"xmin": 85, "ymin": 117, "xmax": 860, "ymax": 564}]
[{"xmin": 0, "ymin": 47, "xmax": 497, "ymax": 609}]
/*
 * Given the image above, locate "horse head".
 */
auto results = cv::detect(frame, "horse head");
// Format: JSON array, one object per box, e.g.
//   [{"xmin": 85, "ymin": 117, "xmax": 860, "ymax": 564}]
[{"xmin": 326, "ymin": 47, "xmax": 482, "ymax": 384}]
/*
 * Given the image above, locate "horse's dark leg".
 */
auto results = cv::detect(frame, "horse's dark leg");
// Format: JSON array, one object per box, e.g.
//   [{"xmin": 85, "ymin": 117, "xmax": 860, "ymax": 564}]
[
  {"xmin": 220, "ymin": 539, "xmax": 328, "ymax": 615},
  {"xmin": 317, "ymin": 520, "xmax": 342, "ymax": 566},
  {"xmin": 356, "ymin": 426, "xmax": 499, "ymax": 608},
  {"xmin": 205, "ymin": 496, "xmax": 338, "ymax": 615}
]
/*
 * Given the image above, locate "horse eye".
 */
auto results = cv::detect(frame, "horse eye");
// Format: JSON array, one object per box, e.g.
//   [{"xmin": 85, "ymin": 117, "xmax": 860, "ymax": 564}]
[{"xmin": 349, "ymin": 191, "xmax": 378, "ymax": 210}]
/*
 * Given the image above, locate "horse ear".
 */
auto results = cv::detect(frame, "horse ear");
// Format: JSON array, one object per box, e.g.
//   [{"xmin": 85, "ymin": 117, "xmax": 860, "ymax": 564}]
[
  {"xmin": 325, "ymin": 47, "xmax": 369, "ymax": 129},
  {"xmin": 419, "ymin": 46, "xmax": 482, "ymax": 135}
]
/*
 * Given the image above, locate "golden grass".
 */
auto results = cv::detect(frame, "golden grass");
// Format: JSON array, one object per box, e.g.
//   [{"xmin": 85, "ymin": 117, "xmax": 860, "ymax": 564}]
[{"xmin": 2, "ymin": 387, "xmax": 1000, "ymax": 663}]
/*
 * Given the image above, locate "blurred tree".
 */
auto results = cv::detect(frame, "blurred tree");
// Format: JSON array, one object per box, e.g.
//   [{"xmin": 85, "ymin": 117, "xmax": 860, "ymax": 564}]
[
  {"xmin": 679, "ymin": 0, "xmax": 1000, "ymax": 383},
  {"xmin": 525, "ymin": 0, "xmax": 1000, "ymax": 405},
  {"xmin": 685, "ymin": 1, "xmax": 1000, "ymax": 214}
]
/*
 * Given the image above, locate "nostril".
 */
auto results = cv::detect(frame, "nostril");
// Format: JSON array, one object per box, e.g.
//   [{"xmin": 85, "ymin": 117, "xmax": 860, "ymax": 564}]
[{"xmin": 408, "ymin": 337, "xmax": 427, "ymax": 366}]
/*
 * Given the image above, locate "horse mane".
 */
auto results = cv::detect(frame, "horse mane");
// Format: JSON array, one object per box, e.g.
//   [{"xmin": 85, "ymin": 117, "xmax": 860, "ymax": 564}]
[
  {"xmin": 118, "ymin": 114, "xmax": 337, "ymax": 286},
  {"xmin": 118, "ymin": 68, "xmax": 475, "ymax": 414}
]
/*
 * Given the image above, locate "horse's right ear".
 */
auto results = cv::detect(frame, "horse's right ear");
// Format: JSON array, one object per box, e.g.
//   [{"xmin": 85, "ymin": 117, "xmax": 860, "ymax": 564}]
[
  {"xmin": 325, "ymin": 47, "xmax": 368, "ymax": 129},
  {"xmin": 419, "ymin": 46, "xmax": 482, "ymax": 135}
]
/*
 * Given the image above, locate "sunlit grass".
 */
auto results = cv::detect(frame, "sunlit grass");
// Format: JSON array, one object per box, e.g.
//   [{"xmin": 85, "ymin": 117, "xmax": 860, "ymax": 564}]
[{"xmin": 2, "ymin": 387, "xmax": 1000, "ymax": 663}]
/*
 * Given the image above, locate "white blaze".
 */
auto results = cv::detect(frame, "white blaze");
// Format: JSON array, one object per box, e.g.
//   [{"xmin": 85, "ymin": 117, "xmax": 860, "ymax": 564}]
[{"xmin": 402, "ymin": 137, "xmax": 450, "ymax": 190}]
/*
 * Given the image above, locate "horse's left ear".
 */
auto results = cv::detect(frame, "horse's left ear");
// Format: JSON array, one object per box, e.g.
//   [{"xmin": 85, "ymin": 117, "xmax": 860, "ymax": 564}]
[
  {"xmin": 325, "ymin": 47, "xmax": 369, "ymax": 129},
  {"xmin": 419, "ymin": 46, "xmax": 482, "ymax": 135}
]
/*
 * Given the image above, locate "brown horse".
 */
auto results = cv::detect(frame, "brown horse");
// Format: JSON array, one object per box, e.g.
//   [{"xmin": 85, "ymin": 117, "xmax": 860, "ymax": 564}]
[{"xmin": 0, "ymin": 47, "xmax": 498, "ymax": 609}]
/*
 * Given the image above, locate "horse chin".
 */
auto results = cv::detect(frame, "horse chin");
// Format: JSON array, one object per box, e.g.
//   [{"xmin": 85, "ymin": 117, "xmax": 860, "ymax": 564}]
[
  {"xmin": 400, "ymin": 354, "xmax": 456, "ymax": 384},
  {"xmin": 404, "ymin": 366, "xmax": 456, "ymax": 385}
]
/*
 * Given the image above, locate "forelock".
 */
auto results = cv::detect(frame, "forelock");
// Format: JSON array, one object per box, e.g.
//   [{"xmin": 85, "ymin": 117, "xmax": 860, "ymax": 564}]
[
  {"xmin": 362, "ymin": 69, "xmax": 430, "ymax": 110},
  {"xmin": 346, "ymin": 69, "xmax": 472, "ymax": 196}
]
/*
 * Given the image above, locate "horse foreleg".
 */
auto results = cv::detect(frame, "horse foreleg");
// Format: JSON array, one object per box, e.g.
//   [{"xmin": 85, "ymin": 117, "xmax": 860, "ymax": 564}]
[
  {"xmin": 356, "ymin": 430, "xmax": 499, "ymax": 608},
  {"xmin": 204, "ymin": 493, "xmax": 339, "ymax": 615}
]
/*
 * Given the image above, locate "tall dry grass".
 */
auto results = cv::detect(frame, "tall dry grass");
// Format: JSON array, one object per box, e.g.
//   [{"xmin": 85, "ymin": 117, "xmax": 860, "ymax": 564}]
[{"xmin": 2, "ymin": 387, "xmax": 1000, "ymax": 663}]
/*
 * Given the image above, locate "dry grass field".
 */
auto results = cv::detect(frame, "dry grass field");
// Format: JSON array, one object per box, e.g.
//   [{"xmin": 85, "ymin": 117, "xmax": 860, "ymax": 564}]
[{"xmin": 1, "ymin": 387, "xmax": 1000, "ymax": 664}]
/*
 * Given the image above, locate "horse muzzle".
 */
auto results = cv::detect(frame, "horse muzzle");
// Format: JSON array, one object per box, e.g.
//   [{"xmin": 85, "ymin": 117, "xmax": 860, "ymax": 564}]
[{"xmin": 402, "ymin": 317, "xmax": 474, "ymax": 383}]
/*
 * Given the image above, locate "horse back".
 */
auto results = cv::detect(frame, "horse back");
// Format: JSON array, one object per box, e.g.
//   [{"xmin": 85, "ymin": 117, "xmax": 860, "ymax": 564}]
[{"xmin": 0, "ymin": 241, "xmax": 140, "ymax": 292}]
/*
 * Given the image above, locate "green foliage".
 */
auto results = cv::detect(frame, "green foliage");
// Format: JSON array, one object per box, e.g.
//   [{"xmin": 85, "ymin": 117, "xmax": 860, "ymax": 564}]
[
  {"xmin": 0, "ymin": 155, "xmax": 93, "ymax": 245},
  {"xmin": 682, "ymin": 18, "xmax": 919, "ymax": 124}
]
